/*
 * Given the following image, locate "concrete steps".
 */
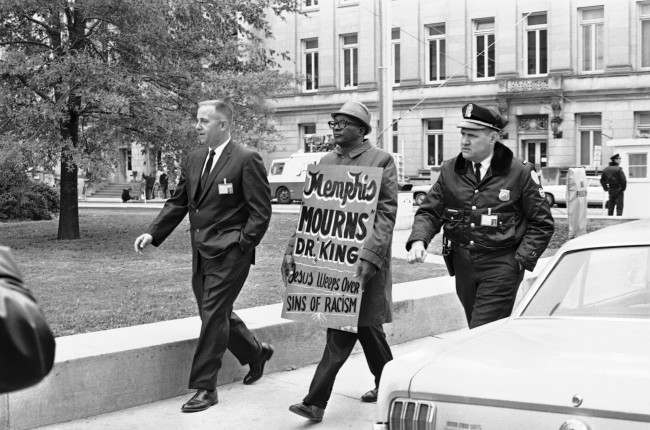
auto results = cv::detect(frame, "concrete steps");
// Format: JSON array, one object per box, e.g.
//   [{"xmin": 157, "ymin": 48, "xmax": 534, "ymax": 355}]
[{"xmin": 90, "ymin": 183, "xmax": 131, "ymax": 198}]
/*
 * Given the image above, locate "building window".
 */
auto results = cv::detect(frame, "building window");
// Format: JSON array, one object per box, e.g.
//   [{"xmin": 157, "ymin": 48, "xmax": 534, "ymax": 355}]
[
  {"xmin": 640, "ymin": 4, "xmax": 650, "ymax": 67},
  {"xmin": 392, "ymin": 28, "xmax": 401, "ymax": 85},
  {"xmin": 629, "ymin": 153, "xmax": 648, "ymax": 178},
  {"xmin": 304, "ymin": 0, "xmax": 318, "ymax": 7},
  {"xmin": 525, "ymin": 12, "xmax": 548, "ymax": 75},
  {"xmin": 425, "ymin": 23, "xmax": 446, "ymax": 82},
  {"xmin": 392, "ymin": 120, "xmax": 399, "ymax": 153},
  {"xmin": 578, "ymin": 114, "xmax": 602, "ymax": 166},
  {"xmin": 127, "ymin": 151, "xmax": 132, "ymax": 171},
  {"xmin": 303, "ymin": 38, "xmax": 319, "ymax": 91},
  {"xmin": 425, "ymin": 119, "xmax": 444, "ymax": 166},
  {"xmin": 300, "ymin": 123, "xmax": 317, "ymax": 151},
  {"xmin": 341, "ymin": 33, "xmax": 358, "ymax": 89},
  {"xmin": 635, "ymin": 111, "xmax": 650, "ymax": 137},
  {"xmin": 474, "ymin": 18, "xmax": 495, "ymax": 79},
  {"xmin": 579, "ymin": 7, "xmax": 604, "ymax": 72}
]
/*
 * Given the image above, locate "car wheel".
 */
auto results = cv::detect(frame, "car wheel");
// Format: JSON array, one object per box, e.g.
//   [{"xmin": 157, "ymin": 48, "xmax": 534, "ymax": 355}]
[
  {"xmin": 276, "ymin": 187, "xmax": 291, "ymax": 204},
  {"xmin": 414, "ymin": 192, "xmax": 426, "ymax": 206},
  {"xmin": 545, "ymin": 193, "xmax": 555, "ymax": 207}
]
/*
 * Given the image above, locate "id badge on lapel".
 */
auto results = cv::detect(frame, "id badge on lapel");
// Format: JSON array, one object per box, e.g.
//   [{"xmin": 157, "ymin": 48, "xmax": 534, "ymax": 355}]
[{"xmin": 218, "ymin": 178, "xmax": 234, "ymax": 195}]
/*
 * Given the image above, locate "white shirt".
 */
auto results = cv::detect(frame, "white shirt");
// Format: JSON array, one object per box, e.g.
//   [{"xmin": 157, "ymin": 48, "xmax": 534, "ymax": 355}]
[
  {"xmin": 202, "ymin": 138, "xmax": 230, "ymax": 175},
  {"xmin": 474, "ymin": 153, "xmax": 492, "ymax": 181}
]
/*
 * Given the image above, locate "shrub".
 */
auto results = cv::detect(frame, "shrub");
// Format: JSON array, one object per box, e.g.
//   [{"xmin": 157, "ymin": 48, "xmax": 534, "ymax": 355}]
[
  {"xmin": 19, "ymin": 191, "xmax": 51, "ymax": 221},
  {"xmin": 29, "ymin": 181, "xmax": 60, "ymax": 213},
  {"xmin": 0, "ymin": 193, "xmax": 19, "ymax": 220}
]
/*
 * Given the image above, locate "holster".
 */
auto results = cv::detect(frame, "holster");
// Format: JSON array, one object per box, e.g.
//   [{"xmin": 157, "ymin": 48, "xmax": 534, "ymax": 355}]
[{"xmin": 442, "ymin": 234, "xmax": 455, "ymax": 277}]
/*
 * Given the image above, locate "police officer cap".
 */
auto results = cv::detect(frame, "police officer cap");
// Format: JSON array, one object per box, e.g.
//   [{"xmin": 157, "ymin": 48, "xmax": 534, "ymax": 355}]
[
  {"xmin": 457, "ymin": 103, "xmax": 507, "ymax": 131},
  {"xmin": 610, "ymin": 153, "xmax": 621, "ymax": 161}
]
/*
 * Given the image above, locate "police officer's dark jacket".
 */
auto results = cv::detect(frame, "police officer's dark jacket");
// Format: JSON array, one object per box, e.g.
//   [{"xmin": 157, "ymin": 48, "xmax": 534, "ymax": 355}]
[
  {"xmin": 600, "ymin": 163, "xmax": 627, "ymax": 192},
  {"xmin": 407, "ymin": 141, "xmax": 554, "ymax": 271}
]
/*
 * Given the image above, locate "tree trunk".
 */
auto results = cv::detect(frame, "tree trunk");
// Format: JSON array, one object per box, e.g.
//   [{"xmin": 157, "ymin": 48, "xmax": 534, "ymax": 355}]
[
  {"xmin": 57, "ymin": 149, "xmax": 80, "ymax": 240},
  {"xmin": 57, "ymin": 108, "xmax": 81, "ymax": 240}
]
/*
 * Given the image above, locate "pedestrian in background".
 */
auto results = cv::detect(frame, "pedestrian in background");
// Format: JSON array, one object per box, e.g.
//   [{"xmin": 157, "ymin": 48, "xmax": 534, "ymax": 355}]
[
  {"xmin": 159, "ymin": 171, "xmax": 169, "ymax": 199},
  {"xmin": 282, "ymin": 100, "xmax": 397, "ymax": 423},
  {"xmin": 144, "ymin": 173, "xmax": 156, "ymax": 200},
  {"xmin": 600, "ymin": 153, "xmax": 627, "ymax": 216},
  {"xmin": 134, "ymin": 99, "xmax": 274, "ymax": 413},
  {"xmin": 407, "ymin": 103, "xmax": 554, "ymax": 329}
]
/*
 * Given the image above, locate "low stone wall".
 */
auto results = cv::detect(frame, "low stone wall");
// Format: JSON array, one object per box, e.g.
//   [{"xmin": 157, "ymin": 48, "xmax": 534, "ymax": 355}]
[{"xmin": 0, "ymin": 276, "xmax": 466, "ymax": 430}]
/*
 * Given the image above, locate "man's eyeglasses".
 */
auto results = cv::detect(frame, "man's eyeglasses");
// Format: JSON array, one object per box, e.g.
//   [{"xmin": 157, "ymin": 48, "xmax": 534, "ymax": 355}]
[{"xmin": 327, "ymin": 119, "xmax": 354, "ymax": 129}]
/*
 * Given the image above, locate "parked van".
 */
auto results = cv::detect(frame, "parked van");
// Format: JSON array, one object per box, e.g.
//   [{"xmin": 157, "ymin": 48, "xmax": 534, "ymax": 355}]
[{"xmin": 268, "ymin": 152, "xmax": 327, "ymax": 203}]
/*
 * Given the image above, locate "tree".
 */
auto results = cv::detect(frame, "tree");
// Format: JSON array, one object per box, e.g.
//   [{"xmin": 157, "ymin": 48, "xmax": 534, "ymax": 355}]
[{"xmin": 0, "ymin": 0, "xmax": 297, "ymax": 239}]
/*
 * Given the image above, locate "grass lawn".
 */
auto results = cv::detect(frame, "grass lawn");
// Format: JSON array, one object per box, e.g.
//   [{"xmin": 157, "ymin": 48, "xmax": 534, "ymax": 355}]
[{"xmin": 0, "ymin": 209, "xmax": 446, "ymax": 336}]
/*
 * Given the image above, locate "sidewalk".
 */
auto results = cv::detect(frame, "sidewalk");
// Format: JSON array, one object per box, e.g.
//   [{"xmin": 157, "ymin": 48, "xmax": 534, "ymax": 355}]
[{"xmin": 37, "ymin": 336, "xmax": 439, "ymax": 430}]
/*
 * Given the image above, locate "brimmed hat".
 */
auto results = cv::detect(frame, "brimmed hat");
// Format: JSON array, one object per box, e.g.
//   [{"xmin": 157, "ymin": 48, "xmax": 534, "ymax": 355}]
[
  {"xmin": 457, "ymin": 103, "xmax": 506, "ymax": 131},
  {"xmin": 331, "ymin": 101, "xmax": 372, "ymax": 134},
  {"xmin": 610, "ymin": 153, "xmax": 621, "ymax": 161}
]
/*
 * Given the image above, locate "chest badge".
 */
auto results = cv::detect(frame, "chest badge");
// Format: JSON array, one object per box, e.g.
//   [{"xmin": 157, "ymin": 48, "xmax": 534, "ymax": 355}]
[{"xmin": 498, "ymin": 189, "xmax": 510, "ymax": 201}]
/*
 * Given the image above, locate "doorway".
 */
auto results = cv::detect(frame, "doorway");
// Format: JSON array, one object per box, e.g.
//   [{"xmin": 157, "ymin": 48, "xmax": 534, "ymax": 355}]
[{"xmin": 521, "ymin": 139, "xmax": 547, "ymax": 170}]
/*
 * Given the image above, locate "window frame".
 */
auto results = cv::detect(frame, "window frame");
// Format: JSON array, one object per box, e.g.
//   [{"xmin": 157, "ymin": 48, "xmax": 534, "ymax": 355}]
[
  {"xmin": 302, "ymin": 0, "xmax": 319, "ymax": 11},
  {"xmin": 524, "ymin": 12, "xmax": 548, "ymax": 76},
  {"xmin": 473, "ymin": 18, "xmax": 496, "ymax": 81},
  {"xmin": 577, "ymin": 113, "xmax": 603, "ymax": 167},
  {"xmin": 639, "ymin": 3, "xmax": 650, "ymax": 69},
  {"xmin": 340, "ymin": 33, "xmax": 359, "ymax": 89},
  {"xmin": 392, "ymin": 28, "xmax": 401, "ymax": 86},
  {"xmin": 302, "ymin": 38, "xmax": 319, "ymax": 92},
  {"xmin": 628, "ymin": 152, "xmax": 649, "ymax": 179},
  {"xmin": 579, "ymin": 6, "xmax": 605, "ymax": 74},
  {"xmin": 425, "ymin": 23, "xmax": 447, "ymax": 83},
  {"xmin": 635, "ymin": 111, "xmax": 650, "ymax": 138},
  {"xmin": 424, "ymin": 118, "xmax": 444, "ymax": 167}
]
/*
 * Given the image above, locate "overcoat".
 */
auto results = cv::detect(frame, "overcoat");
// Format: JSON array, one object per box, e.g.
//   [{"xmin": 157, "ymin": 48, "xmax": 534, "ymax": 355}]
[{"xmin": 288, "ymin": 141, "xmax": 398, "ymax": 326}]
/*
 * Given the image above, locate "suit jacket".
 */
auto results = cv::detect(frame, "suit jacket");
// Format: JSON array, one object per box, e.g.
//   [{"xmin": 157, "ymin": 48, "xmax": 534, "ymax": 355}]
[{"xmin": 147, "ymin": 141, "xmax": 272, "ymax": 264}]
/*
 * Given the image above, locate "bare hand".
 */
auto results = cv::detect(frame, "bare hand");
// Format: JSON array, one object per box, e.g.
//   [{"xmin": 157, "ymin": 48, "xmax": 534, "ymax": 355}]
[
  {"xmin": 134, "ymin": 233, "xmax": 153, "ymax": 253},
  {"xmin": 281, "ymin": 254, "xmax": 295, "ymax": 283},
  {"xmin": 407, "ymin": 241, "xmax": 427, "ymax": 263},
  {"xmin": 355, "ymin": 259, "xmax": 378, "ymax": 291}
]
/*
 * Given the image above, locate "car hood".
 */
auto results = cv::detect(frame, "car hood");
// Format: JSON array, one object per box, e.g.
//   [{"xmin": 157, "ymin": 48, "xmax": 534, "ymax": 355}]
[{"xmin": 409, "ymin": 318, "xmax": 650, "ymax": 414}]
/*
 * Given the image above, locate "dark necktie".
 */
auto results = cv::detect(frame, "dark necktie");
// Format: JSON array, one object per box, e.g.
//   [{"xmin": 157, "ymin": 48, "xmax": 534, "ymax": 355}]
[
  {"xmin": 474, "ymin": 162, "xmax": 482, "ymax": 182},
  {"xmin": 198, "ymin": 149, "xmax": 215, "ymax": 195}
]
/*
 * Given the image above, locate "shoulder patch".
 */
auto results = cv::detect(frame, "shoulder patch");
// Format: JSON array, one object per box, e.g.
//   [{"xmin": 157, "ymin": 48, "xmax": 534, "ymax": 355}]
[{"xmin": 530, "ymin": 170, "xmax": 540, "ymax": 185}]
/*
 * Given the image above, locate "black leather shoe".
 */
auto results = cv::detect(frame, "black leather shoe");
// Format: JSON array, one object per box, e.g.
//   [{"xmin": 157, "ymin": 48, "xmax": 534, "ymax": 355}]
[
  {"xmin": 243, "ymin": 342, "xmax": 274, "ymax": 385},
  {"xmin": 181, "ymin": 389, "xmax": 218, "ymax": 413},
  {"xmin": 289, "ymin": 402, "xmax": 324, "ymax": 422},
  {"xmin": 361, "ymin": 388, "xmax": 378, "ymax": 403}
]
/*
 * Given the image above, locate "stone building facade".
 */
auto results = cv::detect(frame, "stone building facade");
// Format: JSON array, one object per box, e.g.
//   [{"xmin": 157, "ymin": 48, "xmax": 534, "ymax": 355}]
[{"xmin": 264, "ymin": 0, "xmax": 650, "ymax": 182}]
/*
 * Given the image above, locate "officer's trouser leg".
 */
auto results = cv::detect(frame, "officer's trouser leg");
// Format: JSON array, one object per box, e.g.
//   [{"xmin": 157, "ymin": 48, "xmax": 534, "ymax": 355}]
[{"xmin": 453, "ymin": 248, "xmax": 524, "ymax": 329}]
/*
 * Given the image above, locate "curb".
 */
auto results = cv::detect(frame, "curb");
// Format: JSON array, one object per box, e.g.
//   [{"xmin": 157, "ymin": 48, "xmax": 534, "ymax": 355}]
[{"xmin": 0, "ymin": 277, "xmax": 466, "ymax": 430}]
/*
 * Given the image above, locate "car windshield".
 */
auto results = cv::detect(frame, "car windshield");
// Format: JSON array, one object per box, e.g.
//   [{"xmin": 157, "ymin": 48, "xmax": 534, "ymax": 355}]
[{"xmin": 522, "ymin": 246, "xmax": 650, "ymax": 319}]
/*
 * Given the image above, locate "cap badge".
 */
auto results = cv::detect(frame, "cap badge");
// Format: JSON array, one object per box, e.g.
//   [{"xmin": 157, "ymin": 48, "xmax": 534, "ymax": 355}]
[
  {"xmin": 498, "ymin": 189, "xmax": 510, "ymax": 201},
  {"xmin": 465, "ymin": 104, "xmax": 474, "ymax": 118}
]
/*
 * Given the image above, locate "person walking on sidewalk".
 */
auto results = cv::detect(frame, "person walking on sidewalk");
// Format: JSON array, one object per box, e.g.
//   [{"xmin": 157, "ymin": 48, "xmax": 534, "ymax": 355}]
[
  {"xmin": 282, "ymin": 100, "xmax": 398, "ymax": 423},
  {"xmin": 134, "ymin": 99, "xmax": 274, "ymax": 413},
  {"xmin": 600, "ymin": 153, "xmax": 627, "ymax": 216},
  {"xmin": 159, "ymin": 171, "xmax": 169, "ymax": 199},
  {"xmin": 407, "ymin": 103, "xmax": 554, "ymax": 329}
]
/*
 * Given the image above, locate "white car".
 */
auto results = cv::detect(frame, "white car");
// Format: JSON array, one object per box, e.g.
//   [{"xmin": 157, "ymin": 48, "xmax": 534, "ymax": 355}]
[
  {"xmin": 374, "ymin": 219, "xmax": 650, "ymax": 430},
  {"xmin": 543, "ymin": 176, "xmax": 608, "ymax": 207}
]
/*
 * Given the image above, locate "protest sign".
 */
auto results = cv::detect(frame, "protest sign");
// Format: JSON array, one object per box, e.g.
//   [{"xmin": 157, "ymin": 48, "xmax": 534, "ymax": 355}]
[{"xmin": 282, "ymin": 164, "xmax": 383, "ymax": 328}]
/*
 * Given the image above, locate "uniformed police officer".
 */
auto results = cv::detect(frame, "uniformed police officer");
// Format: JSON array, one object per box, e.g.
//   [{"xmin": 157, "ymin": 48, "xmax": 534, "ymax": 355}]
[
  {"xmin": 406, "ymin": 103, "xmax": 554, "ymax": 328},
  {"xmin": 600, "ymin": 153, "xmax": 627, "ymax": 216}
]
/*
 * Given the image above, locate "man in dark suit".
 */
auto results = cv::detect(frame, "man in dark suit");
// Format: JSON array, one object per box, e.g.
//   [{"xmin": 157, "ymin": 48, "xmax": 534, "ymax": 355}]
[
  {"xmin": 134, "ymin": 99, "xmax": 274, "ymax": 413},
  {"xmin": 600, "ymin": 153, "xmax": 627, "ymax": 216}
]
